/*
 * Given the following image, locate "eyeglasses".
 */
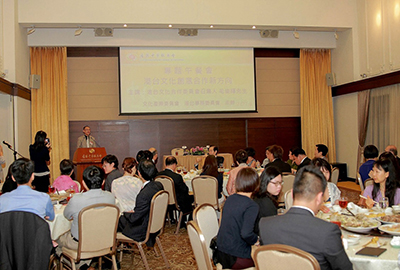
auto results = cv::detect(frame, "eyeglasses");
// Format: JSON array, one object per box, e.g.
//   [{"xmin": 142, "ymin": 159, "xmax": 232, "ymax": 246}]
[{"xmin": 270, "ymin": 180, "xmax": 284, "ymax": 186}]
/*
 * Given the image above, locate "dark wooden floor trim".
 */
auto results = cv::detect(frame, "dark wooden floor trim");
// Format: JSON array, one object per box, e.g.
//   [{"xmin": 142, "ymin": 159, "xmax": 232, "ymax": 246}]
[
  {"xmin": 0, "ymin": 77, "xmax": 31, "ymax": 100},
  {"xmin": 332, "ymin": 70, "xmax": 400, "ymax": 97}
]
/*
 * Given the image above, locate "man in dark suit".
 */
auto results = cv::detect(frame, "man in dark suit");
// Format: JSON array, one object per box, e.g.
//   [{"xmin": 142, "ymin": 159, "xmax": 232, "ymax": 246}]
[
  {"xmin": 118, "ymin": 160, "xmax": 163, "ymax": 246},
  {"xmin": 157, "ymin": 156, "xmax": 194, "ymax": 214},
  {"xmin": 265, "ymin": 145, "xmax": 291, "ymax": 173},
  {"xmin": 259, "ymin": 166, "xmax": 352, "ymax": 270},
  {"xmin": 292, "ymin": 147, "xmax": 311, "ymax": 171}
]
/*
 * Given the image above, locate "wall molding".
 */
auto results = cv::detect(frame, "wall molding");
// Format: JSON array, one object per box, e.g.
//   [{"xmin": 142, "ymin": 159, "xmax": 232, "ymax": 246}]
[{"xmin": 0, "ymin": 77, "xmax": 31, "ymax": 100}]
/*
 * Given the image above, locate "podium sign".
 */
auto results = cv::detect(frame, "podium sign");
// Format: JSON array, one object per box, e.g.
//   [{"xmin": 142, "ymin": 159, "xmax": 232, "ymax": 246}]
[{"xmin": 73, "ymin": 147, "xmax": 107, "ymax": 185}]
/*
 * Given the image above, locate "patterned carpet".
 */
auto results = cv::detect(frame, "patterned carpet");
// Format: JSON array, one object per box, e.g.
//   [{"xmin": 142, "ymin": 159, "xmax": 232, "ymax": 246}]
[{"xmin": 119, "ymin": 225, "xmax": 198, "ymax": 270}]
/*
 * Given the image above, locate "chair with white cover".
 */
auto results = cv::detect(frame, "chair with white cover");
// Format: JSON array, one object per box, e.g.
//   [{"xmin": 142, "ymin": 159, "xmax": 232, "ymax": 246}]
[
  {"xmin": 278, "ymin": 173, "xmax": 295, "ymax": 207},
  {"xmin": 171, "ymin": 148, "xmax": 184, "ymax": 156},
  {"xmin": 60, "ymin": 203, "xmax": 120, "ymax": 270},
  {"xmin": 187, "ymin": 221, "xmax": 214, "ymax": 270},
  {"xmin": 73, "ymin": 180, "xmax": 81, "ymax": 192},
  {"xmin": 331, "ymin": 167, "xmax": 339, "ymax": 185},
  {"xmin": 252, "ymin": 244, "xmax": 320, "ymax": 270},
  {"xmin": 284, "ymin": 190, "xmax": 293, "ymax": 210},
  {"xmin": 356, "ymin": 172, "xmax": 364, "ymax": 193},
  {"xmin": 193, "ymin": 203, "xmax": 219, "ymax": 259},
  {"xmin": 116, "ymin": 190, "xmax": 170, "ymax": 270},
  {"xmin": 155, "ymin": 175, "xmax": 192, "ymax": 234},
  {"xmin": 364, "ymin": 178, "xmax": 374, "ymax": 189},
  {"xmin": 192, "ymin": 176, "xmax": 220, "ymax": 211}
]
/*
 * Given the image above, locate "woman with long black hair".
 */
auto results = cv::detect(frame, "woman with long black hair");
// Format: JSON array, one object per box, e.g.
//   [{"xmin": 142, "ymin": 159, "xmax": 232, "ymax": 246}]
[{"xmin": 29, "ymin": 130, "xmax": 51, "ymax": 192}]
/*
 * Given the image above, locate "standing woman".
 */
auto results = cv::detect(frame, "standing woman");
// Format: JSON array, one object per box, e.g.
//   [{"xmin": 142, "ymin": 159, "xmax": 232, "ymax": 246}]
[
  {"xmin": 29, "ymin": 131, "xmax": 51, "ymax": 192},
  {"xmin": 252, "ymin": 166, "xmax": 282, "ymax": 233},
  {"xmin": 215, "ymin": 168, "xmax": 259, "ymax": 269}
]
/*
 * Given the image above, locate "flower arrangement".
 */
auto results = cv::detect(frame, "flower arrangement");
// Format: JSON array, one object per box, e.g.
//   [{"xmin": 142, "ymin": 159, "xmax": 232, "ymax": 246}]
[{"xmin": 190, "ymin": 146, "xmax": 205, "ymax": 155}]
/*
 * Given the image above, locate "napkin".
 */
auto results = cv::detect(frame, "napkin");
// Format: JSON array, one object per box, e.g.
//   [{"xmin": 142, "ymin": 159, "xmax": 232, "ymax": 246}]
[{"xmin": 347, "ymin": 202, "xmax": 361, "ymax": 214}]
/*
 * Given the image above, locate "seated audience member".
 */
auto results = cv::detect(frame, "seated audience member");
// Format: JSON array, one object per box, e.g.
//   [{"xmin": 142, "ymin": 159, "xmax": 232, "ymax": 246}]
[
  {"xmin": 361, "ymin": 155, "xmax": 400, "ymax": 208},
  {"xmin": 259, "ymin": 166, "xmax": 352, "ymax": 270},
  {"xmin": 385, "ymin": 144, "xmax": 400, "ymax": 165},
  {"xmin": 314, "ymin": 144, "xmax": 329, "ymax": 159},
  {"xmin": 149, "ymin": 147, "xmax": 158, "ymax": 164},
  {"xmin": 245, "ymin": 147, "xmax": 258, "ymax": 168},
  {"xmin": 252, "ymin": 166, "xmax": 281, "ymax": 233},
  {"xmin": 56, "ymin": 166, "xmax": 115, "ymax": 270},
  {"xmin": 215, "ymin": 168, "xmax": 260, "ymax": 269},
  {"xmin": 292, "ymin": 147, "xmax": 311, "ymax": 171},
  {"xmin": 265, "ymin": 145, "xmax": 291, "ymax": 173},
  {"xmin": 227, "ymin": 149, "xmax": 249, "ymax": 195},
  {"xmin": 1, "ymin": 166, "xmax": 17, "ymax": 194},
  {"xmin": 200, "ymin": 155, "xmax": 224, "ymax": 204},
  {"xmin": 311, "ymin": 158, "xmax": 341, "ymax": 210},
  {"xmin": 0, "ymin": 158, "xmax": 54, "ymax": 221},
  {"xmin": 118, "ymin": 160, "xmax": 163, "ymax": 246},
  {"xmin": 209, "ymin": 145, "xmax": 224, "ymax": 168},
  {"xmin": 359, "ymin": 145, "xmax": 379, "ymax": 184},
  {"xmin": 112, "ymin": 157, "xmax": 143, "ymax": 212},
  {"xmin": 261, "ymin": 146, "xmax": 270, "ymax": 168},
  {"xmin": 158, "ymin": 156, "xmax": 194, "ymax": 214},
  {"xmin": 52, "ymin": 159, "xmax": 79, "ymax": 193},
  {"xmin": 76, "ymin": 125, "xmax": 97, "ymax": 148},
  {"xmin": 136, "ymin": 150, "xmax": 153, "ymax": 163},
  {"xmin": 286, "ymin": 148, "xmax": 298, "ymax": 171},
  {"xmin": 102, "ymin": 154, "xmax": 123, "ymax": 192}
]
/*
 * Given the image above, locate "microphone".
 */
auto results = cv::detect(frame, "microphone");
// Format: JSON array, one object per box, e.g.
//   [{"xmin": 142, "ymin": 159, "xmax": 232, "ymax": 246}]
[
  {"xmin": 3, "ymin": 141, "xmax": 12, "ymax": 148},
  {"xmin": 91, "ymin": 137, "xmax": 101, "ymax": 148}
]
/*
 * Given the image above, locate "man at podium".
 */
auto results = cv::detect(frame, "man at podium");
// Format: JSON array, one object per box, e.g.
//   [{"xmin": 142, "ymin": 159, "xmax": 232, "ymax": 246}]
[{"xmin": 76, "ymin": 125, "xmax": 98, "ymax": 148}]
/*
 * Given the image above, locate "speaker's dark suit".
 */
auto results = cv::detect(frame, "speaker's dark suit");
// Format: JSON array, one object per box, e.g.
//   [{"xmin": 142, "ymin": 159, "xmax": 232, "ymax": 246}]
[
  {"xmin": 118, "ymin": 181, "xmax": 163, "ymax": 245},
  {"xmin": 296, "ymin": 157, "xmax": 311, "ymax": 171},
  {"xmin": 157, "ymin": 169, "xmax": 193, "ymax": 213},
  {"xmin": 265, "ymin": 158, "xmax": 292, "ymax": 173},
  {"xmin": 259, "ymin": 207, "xmax": 352, "ymax": 270}
]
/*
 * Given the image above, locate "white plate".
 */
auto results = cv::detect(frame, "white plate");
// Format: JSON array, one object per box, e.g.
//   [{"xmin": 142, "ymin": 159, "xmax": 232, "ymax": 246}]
[
  {"xmin": 377, "ymin": 217, "xmax": 400, "ymax": 224},
  {"xmin": 344, "ymin": 234, "xmax": 361, "ymax": 245},
  {"xmin": 342, "ymin": 222, "xmax": 381, "ymax": 234},
  {"xmin": 379, "ymin": 224, "xmax": 400, "ymax": 236}
]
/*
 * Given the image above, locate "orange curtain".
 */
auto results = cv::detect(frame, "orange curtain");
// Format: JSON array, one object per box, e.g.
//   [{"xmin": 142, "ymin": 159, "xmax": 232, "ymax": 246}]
[
  {"xmin": 30, "ymin": 47, "xmax": 69, "ymax": 183},
  {"xmin": 300, "ymin": 49, "xmax": 336, "ymax": 163}
]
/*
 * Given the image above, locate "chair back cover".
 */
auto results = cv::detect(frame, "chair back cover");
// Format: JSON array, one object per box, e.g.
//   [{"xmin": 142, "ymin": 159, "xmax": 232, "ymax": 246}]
[
  {"xmin": 193, "ymin": 203, "xmax": 219, "ymax": 258},
  {"xmin": 284, "ymin": 190, "xmax": 293, "ymax": 210},
  {"xmin": 155, "ymin": 176, "xmax": 178, "ymax": 208},
  {"xmin": 252, "ymin": 244, "xmax": 320, "ymax": 270},
  {"xmin": 0, "ymin": 211, "xmax": 53, "ymax": 270},
  {"xmin": 148, "ymin": 190, "xmax": 169, "ymax": 234},
  {"xmin": 331, "ymin": 167, "xmax": 340, "ymax": 185},
  {"xmin": 278, "ymin": 173, "xmax": 295, "ymax": 204},
  {"xmin": 78, "ymin": 204, "xmax": 119, "ymax": 259},
  {"xmin": 192, "ymin": 176, "xmax": 219, "ymax": 209},
  {"xmin": 364, "ymin": 178, "xmax": 374, "ymax": 189},
  {"xmin": 171, "ymin": 148, "xmax": 184, "ymax": 156},
  {"xmin": 187, "ymin": 221, "xmax": 213, "ymax": 270},
  {"xmin": 356, "ymin": 172, "xmax": 364, "ymax": 193}
]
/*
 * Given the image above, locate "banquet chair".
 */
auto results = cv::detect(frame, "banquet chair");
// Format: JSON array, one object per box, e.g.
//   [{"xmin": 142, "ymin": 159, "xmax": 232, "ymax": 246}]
[
  {"xmin": 155, "ymin": 175, "xmax": 192, "ymax": 234},
  {"xmin": 192, "ymin": 176, "xmax": 220, "ymax": 211},
  {"xmin": 278, "ymin": 173, "xmax": 295, "ymax": 206},
  {"xmin": 252, "ymin": 244, "xmax": 320, "ymax": 270},
  {"xmin": 364, "ymin": 178, "xmax": 374, "ymax": 189},
  {"xmin": 193, "ymin": 203, "xmax": 219, "ymax": 258},
  {"xmin": 73, "ymin": 180, "xmax": 81, "ymax": 192},
  {"xmin": 171, "ymin": 148, "xmax": 184, "ymax": 156},
  {"xmin": 116, "ymin": 190, "xmax": 170, "ymax": 270},
  {"xmin": 60, "ymin": 203, "xmax": 120, "ymax": 270},
  {"xmin": 356, "ymin": 172, "xmax": 364, "ymax": 193},
  {"xmin": 187, "ymin": 221, "xmax": 214, "ymax": 270},
  {"xmin": 0, "ymin": 211, "xmax": 53, "ymax": 270},
  {"xmin": 284, "ymin": 190, "xmax": 293, "ymax": 210},
  {"xmin": 331, "ymin": 167, "xmax": 339, "ymax": 185}
]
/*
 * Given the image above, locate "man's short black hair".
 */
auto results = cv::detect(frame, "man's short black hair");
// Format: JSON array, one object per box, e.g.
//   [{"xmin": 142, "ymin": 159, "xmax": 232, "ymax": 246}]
[
  {"xmin": 316, "ymin": 144, "xmax": 328, "ymax": 156},
  {"xmin": 293, "ymin": 165, "xmax": 327, "ymax": 202},
  {"xmin": 60, "ymin": 159, "xmax": 74, "ymax": 175},
  {"xmin": 101, "ymin": 154, "xmax": 119, "ymax": 169},
  {"xmin": 210, "ymin": 145, "xmax": 219, "ymax": 153},
  {"xmin": 82, "ymin": 125, "xmax": 90, "ymax": 130},
  {"xmin": 165, "ymin": 156, "xmax": 178, "ymax": 166},
  {"xmin": 83, "ymin": 166, "xmax": 104, "ymax": 189},
  {"xmin": 292, "ymin": 147, "xmax": 306, "ymax": 157},
  {"xmin": 138, "ymin": 160, "xmax": 157, "ymax": 181},
  {"xmin": 364, "ymin": 145, "xmax": 379, "ymax": 159},
  {"xmin": 10, "ymin": 158, "xmax": 34, "ymax": 185},
  {"xmin": 136, "ymin": 150, "xmax": 153, "ymax": 162},
  {"xmin": 245, "ymin": 147, "xmax": 256, "ymax": 158}
]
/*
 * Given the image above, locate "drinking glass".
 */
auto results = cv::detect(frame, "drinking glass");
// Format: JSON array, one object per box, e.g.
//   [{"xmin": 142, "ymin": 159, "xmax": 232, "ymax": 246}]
[
  {"xmin": 69, "ymin": 185, "xmax": 75, "ymax": 194},
  {"xmin": 379, "ymin": 197, "xmax": 389, "ymax": 210},
  {"xmin": 48, "ymin": 185, "xmax": 55, "ymax": 194},
  {"xmin": 338, "ymin": 196, "xmax": 348, "ymax": 209}
]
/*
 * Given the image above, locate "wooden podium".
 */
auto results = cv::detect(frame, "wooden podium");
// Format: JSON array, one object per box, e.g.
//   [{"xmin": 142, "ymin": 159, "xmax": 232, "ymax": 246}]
[{"xmin": 73, "ymin": 147, "xmax": 107, "ymax": 185}]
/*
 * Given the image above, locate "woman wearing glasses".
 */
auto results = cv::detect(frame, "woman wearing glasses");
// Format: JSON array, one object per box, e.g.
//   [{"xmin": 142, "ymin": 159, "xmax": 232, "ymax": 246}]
[{"xmin": 252, "ymin": 166, "xmax": 282, "ymax": 233}]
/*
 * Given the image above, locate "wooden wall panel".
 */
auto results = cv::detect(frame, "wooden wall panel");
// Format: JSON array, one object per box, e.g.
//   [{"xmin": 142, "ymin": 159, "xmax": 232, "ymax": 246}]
[{"xmin": 69, "ymin": 117, "xmax": 300, "ymax": 171}]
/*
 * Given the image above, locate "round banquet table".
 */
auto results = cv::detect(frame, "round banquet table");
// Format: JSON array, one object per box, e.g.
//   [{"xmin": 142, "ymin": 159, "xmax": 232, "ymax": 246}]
[{"xmin": 163, "ymin": 153, "xmax": 234, "ymax": 170}]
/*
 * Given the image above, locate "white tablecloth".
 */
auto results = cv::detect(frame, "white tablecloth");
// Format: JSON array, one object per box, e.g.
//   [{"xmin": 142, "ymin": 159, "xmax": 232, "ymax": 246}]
[
  {"xmin": 47, "ymin": 204, "xmax": 71, "ymax": 240},
  {"xmin": 343, "ymin": 230, "xmax": 399, "ymax": 270}
]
